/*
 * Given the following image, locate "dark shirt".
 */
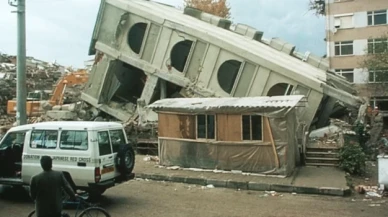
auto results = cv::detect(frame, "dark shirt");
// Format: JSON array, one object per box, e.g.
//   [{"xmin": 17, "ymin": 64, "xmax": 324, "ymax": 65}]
[{"xmin": 30, "ymin": 170, "xmax": 75, "ymax": 217}]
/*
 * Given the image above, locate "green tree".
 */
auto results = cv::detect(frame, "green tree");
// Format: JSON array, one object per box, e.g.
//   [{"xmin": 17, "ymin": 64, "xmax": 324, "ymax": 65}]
[
  {"xmin": 308, "ymin": 0, "xmax": 325, "ymax": 16},
  {"xmin": 361, "ymin": 33, "xmax": 388, "ymax": 97},
  {"xmin": 183, "ymin": 0, "xmax": 231, "ymax": 19}
]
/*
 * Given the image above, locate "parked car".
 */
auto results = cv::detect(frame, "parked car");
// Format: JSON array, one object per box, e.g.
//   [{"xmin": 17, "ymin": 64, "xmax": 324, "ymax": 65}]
[{"xmin": 0, "ymin": 121, "xmax": 135, "ymax": 199}]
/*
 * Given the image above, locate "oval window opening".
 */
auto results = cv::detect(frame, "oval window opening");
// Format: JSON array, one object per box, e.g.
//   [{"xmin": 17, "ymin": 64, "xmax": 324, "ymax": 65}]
[
  {"xmin": 267, "ymin": 83, "xmax": 294, "ymax": 96},
  {"xmin": 127, "ymin": 23, "xmax": 147, "ymax": 54},
  {"xmin": 217, "ymin": 60, "xmax": 242, "ymax": 94},
  {"xmin": 170, "ymin": 40, "xmax": 193, "ymax": 72}
]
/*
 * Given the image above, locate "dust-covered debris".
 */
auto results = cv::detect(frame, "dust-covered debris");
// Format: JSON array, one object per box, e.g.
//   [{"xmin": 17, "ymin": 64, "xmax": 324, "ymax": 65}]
[
  {"xmin": 355, "ymin": 185, "xmax": 384, "ymax": 198},
  {"xmin": 0, "ymin": 53, "xmax": 79, "ymax": 126}
]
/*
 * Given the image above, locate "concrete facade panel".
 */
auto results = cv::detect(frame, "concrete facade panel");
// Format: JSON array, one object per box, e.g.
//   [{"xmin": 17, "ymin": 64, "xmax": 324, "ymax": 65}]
[
  {"xmin": 328, "ymin": 0, "xmax": 388, "ymax": 14},
  {"xmin": 329, "ymin": 55, "xmax": 364, "ymax": 69}
]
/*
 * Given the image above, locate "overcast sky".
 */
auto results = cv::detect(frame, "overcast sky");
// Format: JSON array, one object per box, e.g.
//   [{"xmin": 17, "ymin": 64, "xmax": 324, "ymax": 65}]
[{"xmin": 0, "ymin": 0, "xmax": 325, "ymax": 68}]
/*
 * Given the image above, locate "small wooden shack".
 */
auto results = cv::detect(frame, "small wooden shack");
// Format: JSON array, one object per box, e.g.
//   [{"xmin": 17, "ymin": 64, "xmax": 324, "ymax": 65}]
[{"xmin": 147, "ymin": 95, "xmax": 305, "ymax": 176}]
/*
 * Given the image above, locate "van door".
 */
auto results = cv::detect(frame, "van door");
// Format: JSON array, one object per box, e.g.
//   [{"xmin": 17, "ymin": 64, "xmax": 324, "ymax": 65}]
[
  {"xmin": 108, "ymin": 129, "xmax": 127, "ymax": 177},
  {"xmin": 97, "ymin": 131, "xmax": 115, "ymax": 181}
]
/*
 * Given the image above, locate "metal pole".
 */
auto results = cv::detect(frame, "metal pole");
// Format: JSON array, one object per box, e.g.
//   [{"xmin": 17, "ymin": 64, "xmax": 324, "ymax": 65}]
[{"xmin": 15, "ymin": 0, "xmax": 27, "ymax": 125}]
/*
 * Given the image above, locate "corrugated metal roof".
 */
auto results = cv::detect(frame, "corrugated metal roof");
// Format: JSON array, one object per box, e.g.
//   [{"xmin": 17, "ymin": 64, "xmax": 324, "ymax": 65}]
[{"xmin": 148, "ymin": 95, "xmax": 305, "ymax": 111}]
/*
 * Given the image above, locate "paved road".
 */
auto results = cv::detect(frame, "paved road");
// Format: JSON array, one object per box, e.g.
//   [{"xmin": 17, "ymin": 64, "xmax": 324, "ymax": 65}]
[{"xmin": 0, "ymin": 179, "xmax": 386, "ymax": 217}]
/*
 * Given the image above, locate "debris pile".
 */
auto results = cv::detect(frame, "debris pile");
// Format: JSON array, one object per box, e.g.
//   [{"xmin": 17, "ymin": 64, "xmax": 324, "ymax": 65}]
[
  {"xmin": 308, "ymin": 119, "xmax": 357, "ymax": 148},
  {"xmin": 0, "ymin": 53, "xmax": 81, "ymax": 126},
  {"xmin": 355, "ymin": 185, "xmax": 387, "ymax": 198}
]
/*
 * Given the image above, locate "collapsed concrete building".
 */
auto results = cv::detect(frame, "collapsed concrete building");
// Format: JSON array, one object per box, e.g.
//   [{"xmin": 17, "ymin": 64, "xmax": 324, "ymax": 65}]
[{"xmin": 81, "ymin": 0, "xmax": 366, "ymax": 154}]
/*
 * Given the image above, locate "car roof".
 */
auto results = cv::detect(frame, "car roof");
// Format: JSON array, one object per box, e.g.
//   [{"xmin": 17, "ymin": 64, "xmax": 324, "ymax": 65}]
[{"xmin": 8, "ymin": 121, "xmax": 124, "ymax": 132}]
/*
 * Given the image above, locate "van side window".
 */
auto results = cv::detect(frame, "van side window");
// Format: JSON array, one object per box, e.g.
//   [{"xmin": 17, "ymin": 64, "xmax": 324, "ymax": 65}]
[
  {"xmin": 0, "ymin": 131, "xmax": 26, "ymax": 149},
  {"xmin": 31, "ymin": 130, "xmax": 58, "ymax": 149},
  {"xmin": 110, "ymin": 130, "xmax": 125, "ymax": 153},
  {"xmin": 98, "ymin": 131, "xmax": 112, "ymax": 156},
  {"xmin": 60, "ymin": 130, "xmax": 88, "ymax": 150}
]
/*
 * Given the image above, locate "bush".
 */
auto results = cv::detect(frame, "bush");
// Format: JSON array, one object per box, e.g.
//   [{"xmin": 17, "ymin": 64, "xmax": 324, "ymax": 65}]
[{"xmin": 339, "ymin": 142, "xmax": 366, "ymax": 175}]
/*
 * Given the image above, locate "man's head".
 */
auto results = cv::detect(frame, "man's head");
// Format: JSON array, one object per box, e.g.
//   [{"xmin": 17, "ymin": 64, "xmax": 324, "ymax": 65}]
[{"xmin": 40, "ymin": 156, "xmax": 52, "ymax": 171}]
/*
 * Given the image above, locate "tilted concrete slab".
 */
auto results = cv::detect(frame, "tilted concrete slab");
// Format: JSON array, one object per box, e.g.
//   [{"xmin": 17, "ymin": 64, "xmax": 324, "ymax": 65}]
[{"xmin": 82, "ymin": 0, "xmax": 365, "ymax": 131}]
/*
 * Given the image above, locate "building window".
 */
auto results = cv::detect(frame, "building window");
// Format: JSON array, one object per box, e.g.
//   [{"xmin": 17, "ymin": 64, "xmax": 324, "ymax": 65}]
[
  {"xmin": 127, "ymin": 22, "xmax": 148, "ymax": 54},
  {"xmin": 242, "ymin": 115, "xmax": 262, "ymax": 141},
  {"xmin": 217, "ymin": 60, "xmax": 242, "ymax": 94},
  {"xmin": 267, "ymin": 83, "xmax": 294, "ymax": 96},
  {"xmin": 335, "ymin": 41, "xmax": 353, "ymax": 56},
  {"xmin": 334, "ymin": 15, "xmax": 354, "ymax": 29},
  {"xmin": 368, "ymin": 38, "xmax": 388, "ymax": 54},
  {"xmin": 368, "ymin": 10, "xmax": 387, "ymax": 26},
  {"xmin": 196, "ymin": 114, "xmax": 215, "ymax": 139},
  {"xmin": 369, "ymin": 68, "xmax": 388, "ymax": 83},
  {"xmin": 170, "ymin": 40, "xmax": 193, "ymax": 72},
  {"xmin": 335, "ymin": 69, "xmax": 354, "ymax": 83},
  {"xmin": 370, "ymin": 97, "xmax": 388, "ymax": 111}
]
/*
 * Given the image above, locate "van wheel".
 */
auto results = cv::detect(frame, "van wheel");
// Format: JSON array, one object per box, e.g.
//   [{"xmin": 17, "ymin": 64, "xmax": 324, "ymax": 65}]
[{"xmin": 116, "ymin": 143, "xmax": 135, "ymax": 175}]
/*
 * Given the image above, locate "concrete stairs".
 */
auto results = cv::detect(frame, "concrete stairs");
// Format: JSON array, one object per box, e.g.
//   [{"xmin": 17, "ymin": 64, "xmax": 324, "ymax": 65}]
[{"xmin": 305, "ymin": 147, "xmax": 340, "ymax": 167}]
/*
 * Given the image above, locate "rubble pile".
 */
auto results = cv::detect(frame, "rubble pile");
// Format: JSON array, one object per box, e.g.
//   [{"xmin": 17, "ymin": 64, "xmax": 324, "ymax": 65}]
[
  {"xmin": 0, "ymin": 53, "xmax": 71, "ymax": 126},
  {"xmin": 63, "ymin": 84, "xmax": 87, "ymax": 104},
  {"xmin": 308, "ymin": 119, "xmax": 357, "ymax": 148}
]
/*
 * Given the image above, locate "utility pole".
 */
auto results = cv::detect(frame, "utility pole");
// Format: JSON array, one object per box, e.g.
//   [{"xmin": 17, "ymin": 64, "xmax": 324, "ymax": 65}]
[{"xmin": 9, "ymin": 0, "xmax": 27, "ymax": 125}]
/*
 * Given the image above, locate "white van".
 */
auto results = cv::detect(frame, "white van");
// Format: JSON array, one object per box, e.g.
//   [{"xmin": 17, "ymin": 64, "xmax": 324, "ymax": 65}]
[{"xmin": 0, "ymin": 121, "xmax": 135, "ymax": 199}]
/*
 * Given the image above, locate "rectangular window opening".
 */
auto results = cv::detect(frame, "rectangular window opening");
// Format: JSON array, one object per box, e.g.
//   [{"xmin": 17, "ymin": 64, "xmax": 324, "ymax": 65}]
[
  {"xmin": 335, "ymin": 41, "xmax": 353, "ymax": 56},
  {"xmin": 368, "ymin": 10, "xmax": 387, "ymax": 26},
  {"xmin": 242, "ymin": 115, "xmax": 263, "ymax": 141},
  {"xmin": 196, "ymin": 114, "xmax": 215, "ymax": 139},
  {"xmin": 335, "ymin": 69, "xmax": 354, "ymax": 83},
  {"xmin": 369, "ymin": 68, "xmax": 388, "ymax": 83}
]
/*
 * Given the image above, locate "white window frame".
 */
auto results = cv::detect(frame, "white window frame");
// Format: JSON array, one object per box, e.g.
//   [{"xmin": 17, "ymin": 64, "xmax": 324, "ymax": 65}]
[
  {"xmin": 370, "ymin": 97, "xmax": 388, "ymax": 112},
  {"xmin": 335, "ymin": 69, "xmax": 354, "ymax": 83},
  {"xmin": 334, "ymin": 41, "xmax": 354, "ymax": 56},
  {"xmin": 368, "ymin": 68, "xmax": 388, "ymax": 83},
  {"xmin": 368, "ymin": 38, "xmax": 388, "ymax": 54},
  {"xmin": 333, "ymin": 13, "xmax": 354, "ymax": 29},
  {"xmin": 367, "ymin": 10, "xmax": 387, "ymax": 26}
]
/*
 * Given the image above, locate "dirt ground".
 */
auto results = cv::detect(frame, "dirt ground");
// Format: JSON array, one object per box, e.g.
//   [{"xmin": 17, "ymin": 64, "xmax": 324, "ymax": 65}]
[
  {"xmin": 348, "ymin": 161, "xmax": 379, "ymax": 188},
  {"xmin": 0, "ymin": 179, "xmax": 387, "ymax": 217}
]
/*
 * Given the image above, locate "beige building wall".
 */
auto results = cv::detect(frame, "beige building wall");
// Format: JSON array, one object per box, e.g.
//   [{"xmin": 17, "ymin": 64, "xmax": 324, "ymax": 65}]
[{"xmin": 325, "ymin": 0, "xmax": 388, "ymax": 110}]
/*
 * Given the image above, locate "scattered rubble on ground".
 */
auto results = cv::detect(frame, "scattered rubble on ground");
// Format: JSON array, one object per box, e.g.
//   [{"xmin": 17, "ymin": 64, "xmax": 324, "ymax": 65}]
[
  {"xmin": 355, "ymin": 185, "xmax": 387, "ymax": 198},
  {"xmin": 259, "ymin": 191, "xmax": 283, "ymax": 197},
  {"xmin": 143, "ymin": 156, "xmax": 160, "ymax": 162}
]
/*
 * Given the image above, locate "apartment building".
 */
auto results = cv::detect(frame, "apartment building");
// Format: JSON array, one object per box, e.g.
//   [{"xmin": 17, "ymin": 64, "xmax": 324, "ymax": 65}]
[{"xmin": 325, "ymin": 0, "xmax": 388, "ymax": 125}]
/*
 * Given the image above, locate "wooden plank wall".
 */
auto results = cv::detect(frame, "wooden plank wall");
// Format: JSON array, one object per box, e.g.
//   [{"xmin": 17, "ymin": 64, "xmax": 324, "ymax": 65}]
[
  {"xmin": 216, "ymin": 114, "xmax": 272, "ymax": 143},
  {"xmin": 216, "ymin": 114, "xmax": 242, "ymax": 141},
  {"xmin": 262, "ymin": 117, "xmax": 271, "ymax": 143},
  {"xmin": 158, "ymin": 113, "xmax": 196, "ymax": 139},
  {"xmin": 158, "ymin": 112, "xmax": 273, "ymax": 143}
]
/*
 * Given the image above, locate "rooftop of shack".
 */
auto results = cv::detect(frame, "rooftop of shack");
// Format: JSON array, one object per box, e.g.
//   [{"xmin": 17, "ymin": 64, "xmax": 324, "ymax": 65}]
[{"xmin": 147, "ymin": 95, "xmax": 305, "ymax": 114}]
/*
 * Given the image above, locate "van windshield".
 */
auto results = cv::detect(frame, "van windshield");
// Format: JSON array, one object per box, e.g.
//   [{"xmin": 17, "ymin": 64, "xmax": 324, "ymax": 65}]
[{"xmin": 0, "ymin": 131, "xmax": 26, "ymax": 149}]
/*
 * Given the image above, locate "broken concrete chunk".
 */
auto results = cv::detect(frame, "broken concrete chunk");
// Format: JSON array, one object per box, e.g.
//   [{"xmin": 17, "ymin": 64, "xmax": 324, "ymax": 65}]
[
  {"xmin": 269, "ymin": 37, "xmax": 296, "ymax": 55},
  {"xmin": 183, "ymin": 6, "xmax": 231, "ymax": 29},
  {"xmin": 232, "ymin": 23, "xmax": 263, "ymax": 42}
]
